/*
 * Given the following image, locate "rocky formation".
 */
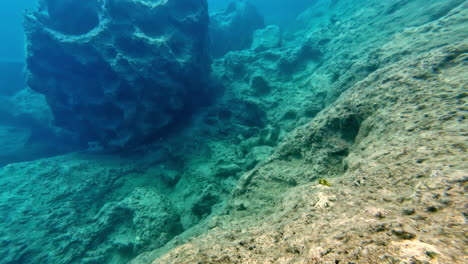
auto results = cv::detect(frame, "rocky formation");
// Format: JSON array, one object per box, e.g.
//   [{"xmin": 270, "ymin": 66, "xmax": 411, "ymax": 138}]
[
  {"xmin": 207, "ymin": 0, "xmax": 315, "ymax": 28},
  {"xmin": 0, "ymin": 88, "xmax": 53, "ymax": 164},
  {"xmin": 0, "ymin": 0, "xmax": 466, "ymax": 263},
  {"xmin": 153, "ymin": 1, "xmax": 468, "ymax": 262},
  {"xmin": 24, "ymin": 0, "xmax": 212, "ymax": 149},
  {"xmin": 251, "ymin": 25, "xmax": 281, "ymax": 52},
  {"xmin": 0, "ymin": 155, "xmax": 182, "ymax": 264},
  {"xmin": 0, "ymin": 86, "xmax": 75, "ymax": 166},
  {"xmin": 0, "ymin": 60, "xmax": 74, "ymax": 165},
  {"xmin": 209, "ymin": 1, "xmax": 264, "ymax": 58}
]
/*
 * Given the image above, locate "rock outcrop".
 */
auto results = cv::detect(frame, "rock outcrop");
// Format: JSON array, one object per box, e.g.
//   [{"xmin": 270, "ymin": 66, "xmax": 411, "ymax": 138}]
[
  {"xmin": 0, "ymin": 87, "xmax": 74, "ymax": 166},
  {"xmin": 1, "ymin": 0, "xmax": 466, "ymax": 264},
  {"xmin": 251, "ymin": 25, "xmax": 281, "ymax": 52},
  {"xmin": 0, "ymin": 61, "xmax": 74, "ymax": 165},
  {"xmin": 0, "ymin": 155, "xmax": 182, "ymax": 264},
  {"xmin": 154, "ymin": 1, "xmax": 468, "ymax": 262},
  {"xmin": 24, "ymin": 0, "xmax": 212, "ymax": 149},
  {"xmin": 209, "ymin": 0, "xmax": 264, "ymax": 58}
]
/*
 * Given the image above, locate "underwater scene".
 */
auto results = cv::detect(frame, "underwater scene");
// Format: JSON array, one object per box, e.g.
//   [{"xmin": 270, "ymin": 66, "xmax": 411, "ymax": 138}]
[{"xmin": 0, "ymin": 0, "xmax": 466, "ymax": 263}]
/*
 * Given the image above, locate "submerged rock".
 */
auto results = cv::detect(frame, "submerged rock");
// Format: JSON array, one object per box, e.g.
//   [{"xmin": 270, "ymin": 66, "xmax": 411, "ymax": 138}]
[
  {"xmin": 24, "ymin": 0, "xmax": 212, "ymax": 149},
  {"xmin": 0, "ymin": 156, "xmax": 182, "ymax": 264},
  {"xmin": 0, "ymin": 88, "xmax": 74, "ymax": 165},
  {"xmin": 0, "ymin": 126, "xmax": 30, "ymax": 159},
  {"xmin": 153, "ymin": 1, "xmax": 468, "ymax": 263},
  {"xmin": 251, "ymin": 25, "xmax": 282, "ymax": 52},
  {"xmin": 209, "ymin": 0, "xmax": 264, "ymax": 58},
  {"xmin": 7, "ymin": 88, "xmax": 53, "ymax": 126},
  {"xmin": 2, "ymin": 0, "xmax": 466, "ymax": 264}
]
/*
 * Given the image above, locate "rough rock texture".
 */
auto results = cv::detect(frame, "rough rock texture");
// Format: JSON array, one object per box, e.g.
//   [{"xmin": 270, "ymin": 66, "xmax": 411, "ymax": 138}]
[
  {"xmin": 24, "ymin": 0, "xmax": 212, "ymax": 148},
  {"xmin": 155, "ymin": 22, "xmax": 468, "ymax": 264},
  {"xmin": 251, "ymin": 25, "xmax": 281, "ymax": 52},
  {"xmin": 1, "ymin": 0, "xmax": 466, "ymax": 264},
  {"xmin": 205, "ymin": 0, "xmax": 467, "ymax": 150},
  {"xmin": 3, "ymin": 88, "xmax": 53, "ymax": 128},
  {"xmin": 149, "ymin": 0, "xmax": 468, "ymax": 263},
  {"xmin": 209, "ymin": 1, "xmax": 264, "ymax": 58},
  {"xmin": 0, "ymin": 155, "xmax": 182, "ymax": 264}
]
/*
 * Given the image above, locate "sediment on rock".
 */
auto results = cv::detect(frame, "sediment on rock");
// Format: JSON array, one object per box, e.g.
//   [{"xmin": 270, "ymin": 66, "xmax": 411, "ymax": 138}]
[
  {"xmin": 155, "ymin": 40, "xmax": 468, "ymax": 264},
  {"xmin": 150, "ymin": 1, "xmax": 468, "ymax": 263},
  {"xmin": 0, "ymin": 1, "xmax": 466, "ymax": 264}
]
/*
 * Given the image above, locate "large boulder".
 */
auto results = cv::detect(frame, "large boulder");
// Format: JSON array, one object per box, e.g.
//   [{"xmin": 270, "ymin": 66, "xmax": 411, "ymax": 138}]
[
  {"xmin": 209, "ymin": 0, "xmax": 264, "ymax": 58},
  {"xmin": 24, "ymin": 0, "xmax": 212, "ymax": 149}
]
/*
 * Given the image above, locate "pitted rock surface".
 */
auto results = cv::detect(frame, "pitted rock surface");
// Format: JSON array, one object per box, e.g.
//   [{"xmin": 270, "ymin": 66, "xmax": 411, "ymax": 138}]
[{"xmin": 25, "ymin": 0, "xmax": 212, "ymax": 148}]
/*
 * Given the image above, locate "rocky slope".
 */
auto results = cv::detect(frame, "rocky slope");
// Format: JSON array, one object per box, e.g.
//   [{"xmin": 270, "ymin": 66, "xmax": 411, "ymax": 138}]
[
  {"xmin": 149, "ymin": 0, "xmax": 468, "ymax": 263},
  {"xmin": 0, "ymin": 0, "xmax": 466, "ymax": 264},
  {"xmin": 156, "ymin": 29, "xmax": 467, "ymax": 264},
  {"xmin": 0, "ymin": 155, "xmax": 183, "ymax": 263}
]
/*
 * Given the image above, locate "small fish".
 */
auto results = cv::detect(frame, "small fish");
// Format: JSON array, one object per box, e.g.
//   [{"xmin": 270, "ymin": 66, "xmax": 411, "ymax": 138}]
[{"xmin": 318, "ymin": 178, "xmax": 331, "ymax": 187}]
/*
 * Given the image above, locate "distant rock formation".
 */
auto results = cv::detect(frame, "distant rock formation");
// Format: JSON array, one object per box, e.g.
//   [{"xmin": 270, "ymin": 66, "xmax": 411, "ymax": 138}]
[
  {"xmin": 251, "ymin": 25, "xmax": 281, "ymax": 51},
  {"xmin": 209, "ymin": 0, "xmax": 264, "ymax": 58},
  {"xmin": 0, "ymin": 87, "xmax": 74, "ymax": 166},
  {"xmin": 24, "ymin": 0, "xmax": 212, "ymax": 149}
]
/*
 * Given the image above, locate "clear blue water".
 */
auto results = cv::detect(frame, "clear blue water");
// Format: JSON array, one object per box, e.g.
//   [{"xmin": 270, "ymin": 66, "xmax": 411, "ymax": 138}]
[{"xmin": 0, "ymin": 0, "xmax": 36, "ymax": 62}]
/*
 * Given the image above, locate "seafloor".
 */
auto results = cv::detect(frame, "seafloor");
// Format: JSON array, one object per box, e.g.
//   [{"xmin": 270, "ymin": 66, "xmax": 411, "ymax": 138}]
[{"xmin": 0, "ymin": 0, "xmax": 467, "ymax": 264}]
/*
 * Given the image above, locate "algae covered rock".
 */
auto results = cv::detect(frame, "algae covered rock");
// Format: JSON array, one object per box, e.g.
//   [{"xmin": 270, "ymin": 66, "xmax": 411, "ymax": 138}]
[
  {"xmin": 24, "ymin": 0, "xmax": 212, "ymax": 149},
  {"xmin": 214, "ymin": 163, "xmax": 242, "ymax": 178},
  {"xmin": 2, "ymin": 0, "xmax": 466, "ymax": 264},
  {"xmin": 0, "ymin": 156, "xmax": 181, "ymax": 264},
  {"xmin": 250, "ymin": 75, "xmax": 272, "ymax": 96},
  {"xmin": 153, "ymin": 1, "xmax": 468, "ymax": 263}
]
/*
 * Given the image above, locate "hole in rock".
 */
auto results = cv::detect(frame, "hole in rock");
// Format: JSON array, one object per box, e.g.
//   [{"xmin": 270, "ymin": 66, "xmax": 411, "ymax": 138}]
[
  {"xmin": 328, "ymin": 115, "xmax": 362, "ymax": 143},
  {"xmin": 340, "ymin": 116, "xmax": 361, "ymax": 142}
]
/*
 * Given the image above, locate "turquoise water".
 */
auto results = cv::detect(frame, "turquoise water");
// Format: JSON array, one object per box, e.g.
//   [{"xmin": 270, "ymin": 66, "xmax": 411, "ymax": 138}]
[
  {"xmin": 0, "ymin": 0, "xmax": 36, "ymax": 62},
  {"xmin": 0, "ymin": 0, "xmax": 466, "ymax": 263}
]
